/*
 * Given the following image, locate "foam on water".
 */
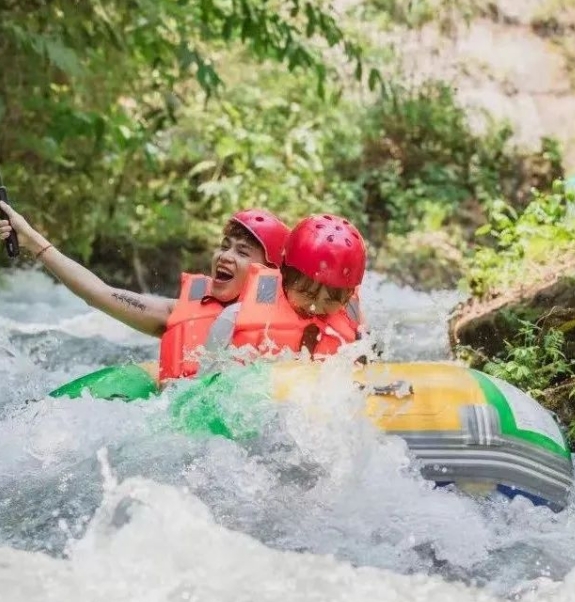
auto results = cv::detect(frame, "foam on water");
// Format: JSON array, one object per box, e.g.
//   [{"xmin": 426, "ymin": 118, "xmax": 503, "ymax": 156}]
[
  {"xmin": 2, "ymin": 269, "xmax": 575, "ymax": 601},
  {"xmin": 1, "ymin": 458, "xmax": 574, "ymax": 602}
]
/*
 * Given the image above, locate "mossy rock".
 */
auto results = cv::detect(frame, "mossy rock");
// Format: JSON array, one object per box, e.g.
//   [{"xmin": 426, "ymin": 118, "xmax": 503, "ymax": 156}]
[{"xmin": 449, "ymin": 259, "xmax": 575, "ymax": 359}]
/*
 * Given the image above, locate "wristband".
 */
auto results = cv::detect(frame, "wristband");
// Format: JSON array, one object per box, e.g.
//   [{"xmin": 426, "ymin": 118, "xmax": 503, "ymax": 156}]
[{"xmin": 35, "ymin": 244, "xmax": 53, "ymax": 259}]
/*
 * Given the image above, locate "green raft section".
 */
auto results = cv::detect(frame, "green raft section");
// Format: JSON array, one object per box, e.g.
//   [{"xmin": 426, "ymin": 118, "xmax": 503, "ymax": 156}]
[
  {"xmin": 49, "ymin": 363, "xmax": 272, "ymax": 440},
  {"xmin": 50, "ymin": 364, "xmax": 158, "ymax": 401}
]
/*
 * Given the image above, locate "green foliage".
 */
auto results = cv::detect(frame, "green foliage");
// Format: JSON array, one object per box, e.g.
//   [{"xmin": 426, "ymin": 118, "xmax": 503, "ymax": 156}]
[
  {"xmin": 0, "ymin": 0, "xmax": 374, "ymax": 268},
  {"xmin": 464, "ymin": 180, "xmax": 575, "ymax": 296},
  {"xmin": 358, "ymin": 81, "xmax": 519, "ymax": 232},
  {"xmin": 1, "ymin": 0, "xmax": 369, "ymax": 99},
  {"xmin": 49, "ymin": 63, "xmax": 369, "ymax": 261},
  {"xmin": 170, "ymin": 66, "xmax": 366, "ymax": 222},
  {"xmin": 483, "ymin": 321, "xmax": 575, "ymax": 399},
  {"xmin": 355, "ymin": 0, "xmax": 479, "ymax": 31},
  {"xmin": 0, "ymin": 0, "xmax": 565, "ymax": 292}
]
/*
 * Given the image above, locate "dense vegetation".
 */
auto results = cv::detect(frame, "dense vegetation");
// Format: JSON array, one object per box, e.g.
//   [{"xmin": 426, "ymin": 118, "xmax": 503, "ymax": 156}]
[
  {"xmin": 0, "ymin": 0, "xmax": 374, "ymax": 285},
  {"xmin": 0, "ymin": 0, "xmax": 561, "ymax": 292},
  {"xmin": 465, "ymin": 181, "xmax": 575, "ymax": 298}
]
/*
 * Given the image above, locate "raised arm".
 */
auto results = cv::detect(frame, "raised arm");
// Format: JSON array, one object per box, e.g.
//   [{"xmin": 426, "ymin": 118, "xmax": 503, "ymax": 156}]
[{"xmin": 0, "ymin": 201, "xmax": 174, "ymax": 337}]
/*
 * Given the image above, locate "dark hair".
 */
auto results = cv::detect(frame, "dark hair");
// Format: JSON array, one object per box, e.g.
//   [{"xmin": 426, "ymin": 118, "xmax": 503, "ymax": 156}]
[
  {"xmin": 223, "ymin": 220, "xmax": 267, "ymax": 255},
  {"xmin": 280, "ymin": 264, "xmax": 354, "ymax": 304}
]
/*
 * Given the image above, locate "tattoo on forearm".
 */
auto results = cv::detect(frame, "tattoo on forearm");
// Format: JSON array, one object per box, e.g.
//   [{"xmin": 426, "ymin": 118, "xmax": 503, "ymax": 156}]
[{"xmin": 112, "ymin": 292, "xmax": 146, "ymax": 311}]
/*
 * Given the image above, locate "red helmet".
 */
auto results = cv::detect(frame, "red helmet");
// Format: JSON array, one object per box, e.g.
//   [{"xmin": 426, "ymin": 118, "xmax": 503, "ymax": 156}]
[
  {"xmin": 230, "ymin": 209, "xmax": 290, "ymax": 267},
  {"xmin": 284, "ymin": 214, "xmax": 366, "ymax": 288}
]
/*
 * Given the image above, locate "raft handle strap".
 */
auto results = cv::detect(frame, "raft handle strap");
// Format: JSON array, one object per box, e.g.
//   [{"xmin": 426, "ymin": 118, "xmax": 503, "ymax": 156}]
[{"xmin": 355, "ymin": 380, "xmax": 414, "ymax": 398}]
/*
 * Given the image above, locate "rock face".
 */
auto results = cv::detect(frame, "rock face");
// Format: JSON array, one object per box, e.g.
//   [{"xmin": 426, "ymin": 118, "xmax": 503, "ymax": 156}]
[{"xmin": 392, "ymin": 0, "xmax": 575, "ymax": 170}]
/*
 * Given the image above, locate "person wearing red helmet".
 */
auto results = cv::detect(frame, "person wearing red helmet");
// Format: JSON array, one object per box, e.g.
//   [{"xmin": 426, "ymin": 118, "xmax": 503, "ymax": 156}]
[
  {"xmin": 281, "ymin": 214, "xmax": 365, "ymax": 320},
  {"xmin": 159, "ymin": 209, "xmax": 290, "ymax": 380},
  {"xmin": 0, "ymin": 202, "xmax": 290, "ymax": 378},
  {"xmin": 201, "ymin": 214, "xmax": 367, "ymax": 363}
]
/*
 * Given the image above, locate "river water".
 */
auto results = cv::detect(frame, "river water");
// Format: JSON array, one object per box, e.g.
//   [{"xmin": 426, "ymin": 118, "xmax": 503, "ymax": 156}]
[{"xmin": 1, "ymin": 268, "xmax": 575, "ymax": 602}]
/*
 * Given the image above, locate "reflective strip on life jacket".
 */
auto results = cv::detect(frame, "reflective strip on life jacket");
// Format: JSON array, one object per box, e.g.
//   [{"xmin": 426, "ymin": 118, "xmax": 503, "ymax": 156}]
[{"xmin": 188, "ymin": 276, "xmax": 208, "ymax": 301}]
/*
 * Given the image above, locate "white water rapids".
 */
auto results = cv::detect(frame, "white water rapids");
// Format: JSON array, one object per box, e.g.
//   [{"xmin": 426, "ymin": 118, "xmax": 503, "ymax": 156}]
[{"xmin": 2, "ymin": 268, "xmax": 575, "ymax": 602}]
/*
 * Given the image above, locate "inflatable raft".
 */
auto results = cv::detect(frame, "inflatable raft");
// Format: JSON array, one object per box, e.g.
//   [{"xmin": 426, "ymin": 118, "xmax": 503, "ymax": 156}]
[{"xmin": 50, "ymin": 361, "xmax": 573, "ymax": 511}]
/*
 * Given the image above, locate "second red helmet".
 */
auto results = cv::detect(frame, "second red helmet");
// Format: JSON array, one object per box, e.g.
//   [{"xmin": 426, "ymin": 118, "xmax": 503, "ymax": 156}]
[
  {"xmin": 230, "ymin": 209, "xmax": 290, "ymax": 268},
  {"xmin": 284, "ymin": 214, "xmax": 367, "ymax": 288}
]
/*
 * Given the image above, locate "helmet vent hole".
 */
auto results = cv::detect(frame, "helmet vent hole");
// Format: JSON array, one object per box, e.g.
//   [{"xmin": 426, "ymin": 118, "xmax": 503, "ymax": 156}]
[
  {"xmin": 352, "ymin": 232, "xmax": 359, "ymax": 239},
  {"xmin": 323, "ymin": 215, "xmax": 333, "ymax": 220},
  {"xmin": 327, "ymin": 234, "xmax": 335, "ymax": 242},
  {"xmin": 343, "ymin": 219, "xmax": 349, "ymax": 225},
  {"xmin": 335, "ymin": 225, "xmax": 342, "ymax": 231},
  {"xmin": 315, "ymin": 224, "xmax": 324, "ymax": 229},
  {"xmin": 255, "ymin": 216, "xmax": 264, "ymax": 222},
  {"xmin": 345, "ymin": 238, "xmax": 352, "ymax": 247}
]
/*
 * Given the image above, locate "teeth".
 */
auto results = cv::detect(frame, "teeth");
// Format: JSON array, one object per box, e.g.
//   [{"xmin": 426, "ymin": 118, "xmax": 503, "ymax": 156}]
[{"xmin": 216, "ymin": 269, "xmax": 233, "ymax": 281}]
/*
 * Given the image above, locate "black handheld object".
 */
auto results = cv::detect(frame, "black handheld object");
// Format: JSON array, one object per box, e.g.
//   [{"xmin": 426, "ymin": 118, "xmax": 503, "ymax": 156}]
[{"xmin": 0, "ymin": 186, "xmax": 20, "ymax": 258}]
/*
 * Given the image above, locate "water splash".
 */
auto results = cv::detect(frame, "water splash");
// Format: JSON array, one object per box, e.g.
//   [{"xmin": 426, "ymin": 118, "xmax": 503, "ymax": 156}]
[{"xmin": 3, "ymin": 269, "xmax": 575, "ymax": 601}]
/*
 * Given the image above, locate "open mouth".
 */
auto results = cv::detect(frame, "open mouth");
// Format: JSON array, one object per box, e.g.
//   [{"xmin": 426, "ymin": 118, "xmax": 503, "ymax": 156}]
[{"xmin": 214, "ymin": 267, "xmax": 234, "ymax": 283}]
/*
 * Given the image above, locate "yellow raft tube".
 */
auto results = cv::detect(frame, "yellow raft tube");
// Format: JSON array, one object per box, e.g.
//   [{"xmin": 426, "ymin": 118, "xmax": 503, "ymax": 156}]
[{"xmin": 50, "ymin": 360, "xmax": 574, "ymax": 511}]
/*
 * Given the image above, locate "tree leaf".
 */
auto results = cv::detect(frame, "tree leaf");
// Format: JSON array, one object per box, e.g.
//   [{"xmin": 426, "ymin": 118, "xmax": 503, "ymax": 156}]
[{"xmin": 190, "ymin": 160, "xmax": 217, "ymax": 177}]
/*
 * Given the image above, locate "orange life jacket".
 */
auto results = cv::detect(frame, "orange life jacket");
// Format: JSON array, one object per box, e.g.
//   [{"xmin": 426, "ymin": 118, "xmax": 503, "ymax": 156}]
[
  {"xmin": 230, "ymin": 265, "xmax": 359, "ymax": 357},
  {"xmin": 159, "ymin": 273, "xmax": 225, "ymax": 381}
]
